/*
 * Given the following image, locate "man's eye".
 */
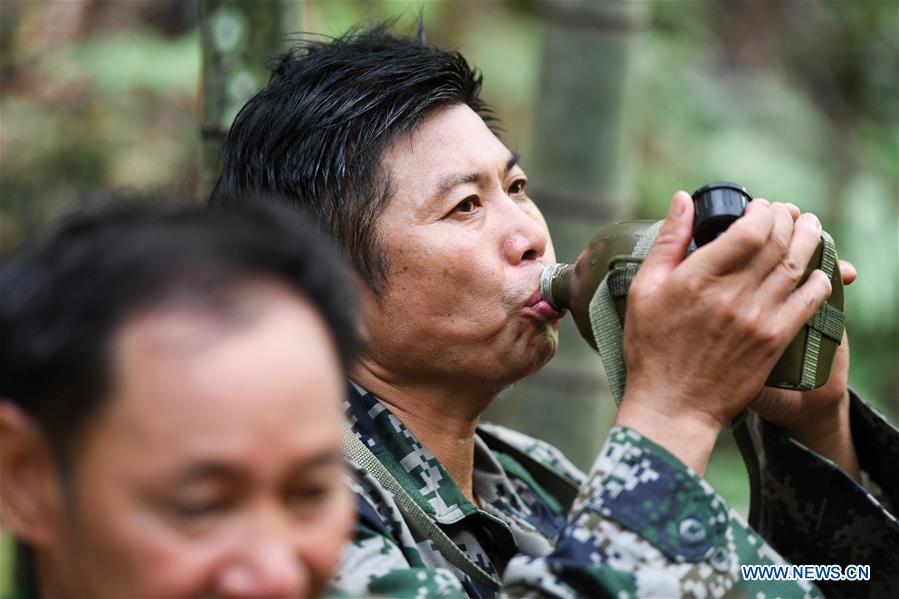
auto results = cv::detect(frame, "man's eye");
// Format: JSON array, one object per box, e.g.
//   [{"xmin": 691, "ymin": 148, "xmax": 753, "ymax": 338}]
[
  {"xmin": 508, "ymin": 179, "xmax": 527, "ymax": 195},
  {"xmin": 171, "ymin": 499, "xmax": 227, "ymax": 520},
  {"xmin": 287, "ymin": 486, "xmax": 332, "ymax": 513},
  {"xmin": 454, "ymin": 197, "xmax": 480, "ymax": 214}
]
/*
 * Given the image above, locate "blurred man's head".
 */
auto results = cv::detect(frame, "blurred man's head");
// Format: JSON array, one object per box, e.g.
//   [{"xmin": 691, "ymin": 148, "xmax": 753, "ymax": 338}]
[
  {"xmin": 212, "ymin": 26, "xmax": 561, "ymax": 397},
  {"xmin": 0, "ymin": 203, "xmax": 359, "ymax": 598}
]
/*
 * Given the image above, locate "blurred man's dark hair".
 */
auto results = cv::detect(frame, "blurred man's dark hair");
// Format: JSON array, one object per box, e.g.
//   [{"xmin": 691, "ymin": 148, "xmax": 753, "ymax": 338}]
[
  {"xmin": 209, "ymin": 24, "xmax": 493, "ymax": 293},
  {"xmin": 0, "ymin": 201, "xmax": 360, "ymax": 459}
]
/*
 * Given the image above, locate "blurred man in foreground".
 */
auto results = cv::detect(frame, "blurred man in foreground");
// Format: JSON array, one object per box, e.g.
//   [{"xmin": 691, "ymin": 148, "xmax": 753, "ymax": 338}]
[
  {"xmin": 213, "ymin": 26, "xmax": 898, "ymax": 598},
  {"xmin": 0, "ymin": 203, "xmax": 359, "ymax": 598}
]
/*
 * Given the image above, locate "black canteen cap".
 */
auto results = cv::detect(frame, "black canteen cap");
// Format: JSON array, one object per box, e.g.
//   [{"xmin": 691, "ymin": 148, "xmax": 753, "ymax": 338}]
[{"xmin": 691, "ymin": 181, "xmax": 753, "ymax": 247}]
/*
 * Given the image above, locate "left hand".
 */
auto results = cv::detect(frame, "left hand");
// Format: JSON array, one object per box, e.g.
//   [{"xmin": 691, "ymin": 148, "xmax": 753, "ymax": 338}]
[
  {"xmin": 750, "ymin": 259, "xmax": 855, "ymax": 428},
  {"xmin": 748, "ymin": 202, "xmax": 855, "ymax": 427},
  {"xmin": 750, "ymin": 259, "xmax": 860, "ymax": 479},
  {"xmin": 750, "ymin": 328, "xmax": 850, "ymax": 429}
]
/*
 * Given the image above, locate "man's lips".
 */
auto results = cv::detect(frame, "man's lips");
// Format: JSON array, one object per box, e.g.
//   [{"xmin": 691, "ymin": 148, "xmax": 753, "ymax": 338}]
[{"xmin": 523, "ymin": 289, "xmax": 566, "ymax": 321}]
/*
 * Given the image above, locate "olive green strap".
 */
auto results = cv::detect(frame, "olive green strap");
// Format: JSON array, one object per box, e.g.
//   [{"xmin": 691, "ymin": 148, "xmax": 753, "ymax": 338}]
[
  {"xmin": 799, "ymin": 231, "xmax": 840, "ymax": 391},
  {"xmin": 808, "ymin": 301, "xmax": 845, "ymax": 342},
  {"xmin": 590, "ymin": 276, "xmax": 629, "ymax": 405},
  {"xmin": 605, "ymin": 262, "xmax": 638, "ymax": 298},
  {"xmin": 342, "ymin": 427, "xmax": 502, "ymax": 591},
  {"xmin": 589, "ymin": 221, "xmax": 661, "ymax": 405}
]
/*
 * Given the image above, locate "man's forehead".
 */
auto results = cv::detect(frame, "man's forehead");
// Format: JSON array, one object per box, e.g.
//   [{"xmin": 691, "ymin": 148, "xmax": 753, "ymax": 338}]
[
  {"xmin": 383, "ymin": 105, "xmax": 523, "ymax": 205},
  {"xmin": 107, "ymin": 286, "xmax": 343, "ymax": 439},
  {"xmin": 431, "ymin": 152, "xmax": 521, "ymax": 195},
  {"xmin": 387, "ymin": 104, "xmax": 513, "ymax": 170}
]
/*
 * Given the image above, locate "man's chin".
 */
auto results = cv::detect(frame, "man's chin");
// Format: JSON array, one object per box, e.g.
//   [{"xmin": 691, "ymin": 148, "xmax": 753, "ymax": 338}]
[{"xmin": 515, "ymin": 325, "xmax": 559, "ymax": 379}]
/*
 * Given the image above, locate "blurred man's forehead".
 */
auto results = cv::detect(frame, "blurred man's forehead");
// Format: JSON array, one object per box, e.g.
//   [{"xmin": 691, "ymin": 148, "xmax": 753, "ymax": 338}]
[
  {"xmin": 113, "ymin": 282, "xmax": 284, "ymax": 356},
  {"xmin": 96, "ymin": 282, "xmax": 343, "ymax": 450}
]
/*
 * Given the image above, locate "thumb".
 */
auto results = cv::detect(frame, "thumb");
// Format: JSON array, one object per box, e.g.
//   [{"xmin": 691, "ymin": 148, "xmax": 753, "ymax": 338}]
[{"xmin": 640, "ymin": 191, "xmax": 694, "ymax": 280}]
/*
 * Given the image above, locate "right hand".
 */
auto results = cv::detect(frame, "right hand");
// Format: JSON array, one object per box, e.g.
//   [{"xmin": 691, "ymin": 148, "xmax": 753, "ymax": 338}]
[{"xmin": 614, "ymin": 191, "xmax": 832, "ymax": 473}]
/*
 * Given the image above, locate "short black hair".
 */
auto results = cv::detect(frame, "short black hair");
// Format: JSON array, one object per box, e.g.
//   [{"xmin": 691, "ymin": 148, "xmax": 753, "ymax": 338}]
[
  {"xmin": 0, "ymin": 201, "xmax": 360, "ymax": 457},
  {"xmin": 209, "ymin": 23, "xmax": 494, "ymax": 294}
]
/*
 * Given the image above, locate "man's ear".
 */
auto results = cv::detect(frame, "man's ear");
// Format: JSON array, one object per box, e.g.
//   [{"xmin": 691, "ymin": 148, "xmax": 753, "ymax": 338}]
[{"xmin": 0, "ymin": 401, "xmax": 62, "ymax": 548}]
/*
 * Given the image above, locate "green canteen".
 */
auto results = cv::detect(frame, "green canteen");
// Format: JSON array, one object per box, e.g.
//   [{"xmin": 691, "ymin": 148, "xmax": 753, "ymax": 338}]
[{"xmin": 541, "ymin": 189, "xmax": 845, "ymax": 395}]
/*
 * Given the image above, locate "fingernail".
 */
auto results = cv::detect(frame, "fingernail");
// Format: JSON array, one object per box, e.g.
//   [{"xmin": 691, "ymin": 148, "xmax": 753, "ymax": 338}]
[
  {"xmin": 672, "ymin": 192, "xmax": 686, "ymax": 217},
  {"xmin": 801, "ymin": 212, "xmax": 822, "ymax": 232}
]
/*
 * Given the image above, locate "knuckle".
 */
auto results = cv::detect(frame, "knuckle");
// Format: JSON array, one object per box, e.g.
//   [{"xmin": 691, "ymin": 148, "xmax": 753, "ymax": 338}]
[
  {"xmin": 654, "ymin": 226, "xmax": 678, "ymax": 246},
  {"xmin": 796, "ymin": 279, "xmax": 827, "ymax": 312},
  {"xmin": 742, "ymin": 311, "xmax": 781, "ymax": 352},
  {"xmin": 683, "ymin": 274, "xmax": 705, "ymax": 298},
  {"xmin": 778, "ymin": 255, "xmax": 804, "ymax": 286},
  {"xmin": 758, "ymin": 324, "xmax": 783, "ymax": 351},
  {"xmin": 771, "ymin": 232, "xmax": 790, "ymax": 258},
  {"xmin": 794, "ymin": 286, "xmax": 815, "ymax": 311},
  {"xmin": 714, "ymin": 295, "xmax": 740, "ymax": 325},
  {"xmin": 736, "ymin": 225, "xmax": 767, "ymax": 252},
  {"xmin": 812, "ymin": 269, "xmax": 832, "ymax": 295},
  {"xmin": 733, "ymin": 303, "xmax": 757, "ymax": 331}
]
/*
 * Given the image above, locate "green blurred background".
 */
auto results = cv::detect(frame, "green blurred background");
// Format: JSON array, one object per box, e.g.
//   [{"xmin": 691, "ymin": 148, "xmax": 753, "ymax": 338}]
[{"xmin": 1, "ymin": 0, "xmax": 896, "ymax": 517}]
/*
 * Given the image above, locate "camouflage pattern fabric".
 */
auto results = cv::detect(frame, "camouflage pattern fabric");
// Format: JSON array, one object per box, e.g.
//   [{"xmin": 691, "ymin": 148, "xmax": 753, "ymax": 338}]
[
  {"xmin": 328, "ymin": 385, "xmax": 899, "ymax": 598},
  {"xmin": 756, "ymin": 392, "xmax": 899, "ymax": 598}
]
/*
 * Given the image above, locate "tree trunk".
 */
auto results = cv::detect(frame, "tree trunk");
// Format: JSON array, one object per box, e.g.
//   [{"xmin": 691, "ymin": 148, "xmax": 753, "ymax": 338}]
[
  {"xmin": 486, "ymin": 0, "xmax": 639, "ymax": 469},
  {"xmin": 199, "ymin": 0, "xmax": 303, "ymax": 198}
]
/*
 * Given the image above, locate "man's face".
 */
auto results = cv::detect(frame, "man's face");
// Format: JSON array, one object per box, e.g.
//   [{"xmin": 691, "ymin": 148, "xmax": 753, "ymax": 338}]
[
  {"xmin": 42, "ymin": 284, "xmax": 352, "ymax": 598},
  {"xmin": 361, "ymin": 104, "xmax": 561, "ymax": 394}
]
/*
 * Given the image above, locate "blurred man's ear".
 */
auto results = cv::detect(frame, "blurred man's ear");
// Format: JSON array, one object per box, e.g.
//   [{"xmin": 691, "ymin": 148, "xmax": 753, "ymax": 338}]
[{"xmin": 0, "ymin": 402, "xmax": 61, "ymax": 548}]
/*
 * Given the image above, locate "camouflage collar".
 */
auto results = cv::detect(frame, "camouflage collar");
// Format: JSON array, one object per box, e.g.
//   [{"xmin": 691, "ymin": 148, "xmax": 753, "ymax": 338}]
[{"xmin": 345, "ymin": 381, "xmax": 525, "ymax": 526}]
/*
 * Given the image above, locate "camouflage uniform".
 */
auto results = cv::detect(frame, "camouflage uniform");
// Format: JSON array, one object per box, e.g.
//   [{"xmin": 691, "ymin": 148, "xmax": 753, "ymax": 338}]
[{"xmin": 329, "ymin": 384, "xmax": 899, "ymax": 598}]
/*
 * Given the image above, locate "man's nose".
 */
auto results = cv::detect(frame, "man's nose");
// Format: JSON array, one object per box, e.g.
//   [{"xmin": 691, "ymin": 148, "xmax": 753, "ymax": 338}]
[
  {"xmin": 217, "ymin": 525, "xmax": 308, "ymax": 599},
  {"xmin": 501, "ymin": 198, "xmax": 549, "ymax": 265}
]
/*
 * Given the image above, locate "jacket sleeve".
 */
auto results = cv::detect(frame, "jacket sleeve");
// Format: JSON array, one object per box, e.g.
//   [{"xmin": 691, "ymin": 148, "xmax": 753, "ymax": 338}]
[
  {"xmin": 756, "ymin": 389, "xmax": 899, "ymax": 598},
  {"xmin": 500, "ymin": 427, "xmax": 820, "ymax": 599}
]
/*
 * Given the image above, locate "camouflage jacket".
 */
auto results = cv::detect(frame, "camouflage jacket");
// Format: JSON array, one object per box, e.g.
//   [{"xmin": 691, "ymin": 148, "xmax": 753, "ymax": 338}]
[{"xmin": 329, "ymin": 384, "xmax": 899, "ymax": 598}]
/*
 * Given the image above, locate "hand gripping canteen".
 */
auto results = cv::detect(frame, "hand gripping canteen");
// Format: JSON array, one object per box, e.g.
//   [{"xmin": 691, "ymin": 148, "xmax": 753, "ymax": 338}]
[{"xmin": 540, "ymin": 181, "xmax": 846, "ymax": 405}]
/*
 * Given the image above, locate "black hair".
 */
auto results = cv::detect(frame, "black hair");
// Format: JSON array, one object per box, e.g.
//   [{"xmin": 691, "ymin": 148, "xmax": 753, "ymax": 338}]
[
  {"xmin": 209, "ymin": 23, "xmax": 494, "ymax": 294},
  {"xmin": 0, "ymin": 201, "xmax": 360, "ymax": 457}
]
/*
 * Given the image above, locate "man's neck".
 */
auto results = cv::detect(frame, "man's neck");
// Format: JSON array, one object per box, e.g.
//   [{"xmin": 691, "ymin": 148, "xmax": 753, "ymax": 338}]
[{"xmin": 351, "ymin": 364, "xmax": 494, "ymax": 507}]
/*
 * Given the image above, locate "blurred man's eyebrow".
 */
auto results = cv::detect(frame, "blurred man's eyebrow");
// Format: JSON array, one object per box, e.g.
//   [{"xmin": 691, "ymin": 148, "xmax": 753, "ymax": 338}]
[
  {"xmin": 173, "ymin": 462, "xmax": 240, "ymax": 483},
  {"xmin": 432, "ymin": 152, "xmax": 523, "ymax": 199},
  {"xmin": 173, "ymin": 449, "xmax": 344, "ymax": 483},
  {"xmin": 295, "ymin": 448, "xmax": 343, "ymax": 470}
]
